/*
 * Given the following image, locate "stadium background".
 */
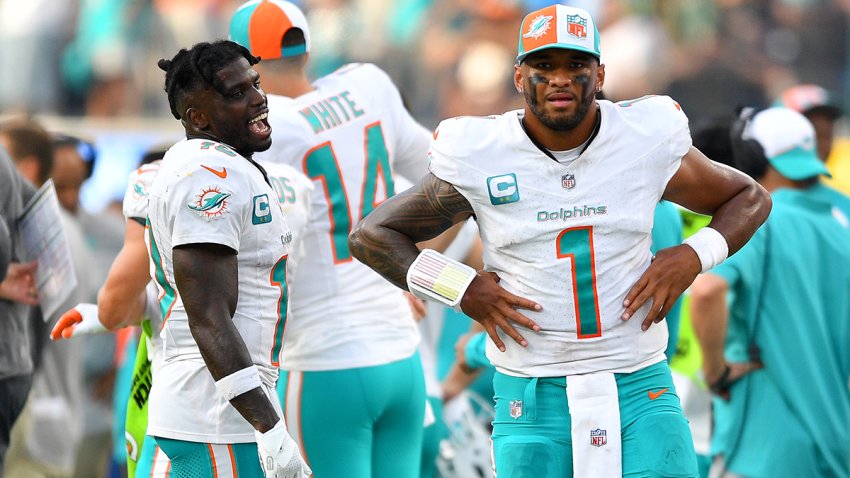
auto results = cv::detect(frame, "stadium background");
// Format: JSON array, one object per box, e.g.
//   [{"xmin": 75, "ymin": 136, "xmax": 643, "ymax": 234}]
[
  {"xmin": 0, "ymin": 1, "xmax": 847, "ymax": 476},
  {"xmin": 0, "ymin": 0, "xmax": 847, "ymax": 211}
]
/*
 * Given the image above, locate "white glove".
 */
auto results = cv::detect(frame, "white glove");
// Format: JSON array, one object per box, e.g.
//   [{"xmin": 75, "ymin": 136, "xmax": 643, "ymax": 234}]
[
  {"xmin": 50, "ymin": 303, "xmax": 106, "ymax": 340},
  {"xmin": 255, "ymin": 420, "xmax": 312, "ymax": 478}
]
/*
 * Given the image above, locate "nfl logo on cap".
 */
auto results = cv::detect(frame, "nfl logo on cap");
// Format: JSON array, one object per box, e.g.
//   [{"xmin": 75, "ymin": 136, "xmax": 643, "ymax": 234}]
[
  {"xmin": 566, "ymin": 14, "xmax": 587, "ymax": 38},
  {"xmin": 517, "ymin": 5, "xmax": 601, "ymax": 64}
]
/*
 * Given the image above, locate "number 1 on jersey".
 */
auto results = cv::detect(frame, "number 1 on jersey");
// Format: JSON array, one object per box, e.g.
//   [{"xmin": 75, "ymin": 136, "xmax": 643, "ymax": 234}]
[
  {"xmin": 269, "ymin": 256, "xmax": 288, "ymax": 367},
  {"xmin": 556, "ymin": 226, "xmax": 602, "ymax": 338}
]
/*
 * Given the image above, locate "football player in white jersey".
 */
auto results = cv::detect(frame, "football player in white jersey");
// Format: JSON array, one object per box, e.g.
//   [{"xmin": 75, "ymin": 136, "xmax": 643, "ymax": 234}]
[
  {"xmin": 147, "ymin": 40, "xmax": 310, "ymax": 477},
  {"xmin": 349, "ymin": 5, "xmax": 772, "ymax": 478},
  {"xmin": 51, "ymin": 153, "xmax": 313, "ymax": 477},
  {"xmin": 228, "ymin": 2, "xmax": 431, "ymax": 476}
]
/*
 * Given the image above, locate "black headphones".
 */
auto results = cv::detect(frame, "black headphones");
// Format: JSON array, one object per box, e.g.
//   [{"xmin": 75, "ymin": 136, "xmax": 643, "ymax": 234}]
[{"xmin": 729, "ymin": 106, "xmax": 768, "ymax": 180}]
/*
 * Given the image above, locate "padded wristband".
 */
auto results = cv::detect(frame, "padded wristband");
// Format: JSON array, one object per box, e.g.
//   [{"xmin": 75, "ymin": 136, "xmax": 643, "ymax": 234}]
[
  {"xmin": 682, "ymin": 227, "xmax": 729, "ymax": 273},
  {"xmin": 407, "ymin": 249, "xmax": 477, "ymax": 311},
  {"xmin": 215, "ymin": 366, "xmax": 262, "ymax": 401}
]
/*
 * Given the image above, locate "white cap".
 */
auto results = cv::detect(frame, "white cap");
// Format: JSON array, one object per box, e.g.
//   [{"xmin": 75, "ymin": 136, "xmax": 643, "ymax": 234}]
[
  {"xmin": 517, "ymin": 4, "xmax": 601, "ymax": 64},
  {"xmin": 745, "ymin": 107, "xmax": 831, "ymax": 180}
]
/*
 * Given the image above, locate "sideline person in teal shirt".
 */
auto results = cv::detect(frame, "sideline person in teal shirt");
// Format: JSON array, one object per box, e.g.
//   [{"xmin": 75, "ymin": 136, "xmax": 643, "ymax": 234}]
[{"xmin": 691, "ymin": 107, "xmax": 850, "ymax": 478}]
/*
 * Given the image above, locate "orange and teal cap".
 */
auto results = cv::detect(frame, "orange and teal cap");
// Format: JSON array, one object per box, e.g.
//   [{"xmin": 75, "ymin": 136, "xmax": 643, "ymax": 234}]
[
  {"xmin": 229, "ymin": 0, "xmax": 310, "ymax": 60},
  {"xmin": 773, "ymin": 84, "xmax": 842, "ymax": 120},
  {"xmin": 517, "ymin": 4, "xmax": 600, "ymax": 64}
]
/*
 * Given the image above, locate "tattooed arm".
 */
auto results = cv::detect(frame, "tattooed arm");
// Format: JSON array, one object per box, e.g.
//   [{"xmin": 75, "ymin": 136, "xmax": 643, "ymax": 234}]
[
  {"xmin": 350, "ymin": 173, "xmax": 541, "ymax": 351},
  {"xmin": 349, "ymin": 173, "xmax": 473, "ymax": 288}
]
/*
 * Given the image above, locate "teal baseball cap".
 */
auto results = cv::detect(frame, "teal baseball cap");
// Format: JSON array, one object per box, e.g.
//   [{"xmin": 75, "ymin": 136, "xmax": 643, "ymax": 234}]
[
  {"xmin": 746, "ymin": 107, "xmax": 831, "ymax": 180},
  {"xmin": 516, "ymin": 4, "xmax": 601, "ymax": 64}
]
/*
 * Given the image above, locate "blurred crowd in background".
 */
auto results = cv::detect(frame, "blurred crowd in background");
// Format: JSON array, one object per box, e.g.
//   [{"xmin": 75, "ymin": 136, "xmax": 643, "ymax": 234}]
[
  {"xmin": 0, "ymin": 0, "xmax": 848, "ymax": 477},
  {"xmin": 2, "ymin": 0, "xmax": 850, "ymax": 210},
  {"xmin": 0, "ymin": 0, "xmax": 847, "ymax": 121}
]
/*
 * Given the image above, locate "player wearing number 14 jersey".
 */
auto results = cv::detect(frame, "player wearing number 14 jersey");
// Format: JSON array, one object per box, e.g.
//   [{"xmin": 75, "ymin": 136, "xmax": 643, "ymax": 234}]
[{"xmin": 229, "ymin": 1, "xmax": 431, "ymax": 476}]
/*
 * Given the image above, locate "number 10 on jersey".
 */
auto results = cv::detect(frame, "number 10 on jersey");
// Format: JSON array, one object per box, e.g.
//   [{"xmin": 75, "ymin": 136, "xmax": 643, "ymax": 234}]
[{"xmin": 304, "ymin": 121, "xmax": 394, "ymax": 263}]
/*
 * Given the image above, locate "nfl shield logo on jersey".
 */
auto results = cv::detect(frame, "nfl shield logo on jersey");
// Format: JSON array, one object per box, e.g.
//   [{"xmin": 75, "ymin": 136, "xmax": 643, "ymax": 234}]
[
  {"xmin": 562, "ymin": 174, "xmax": 576, "ymax": 189},
  {"xmin": 509, "ymin": 400, "xmax": 523, "ymax": 419},
  {"xmin": 590, "ymin": 428, "xmax": 607, "ymax": 447},
  {"xmin": 566, "ymin": 14, "xmax": 587, "ymax": 39}
]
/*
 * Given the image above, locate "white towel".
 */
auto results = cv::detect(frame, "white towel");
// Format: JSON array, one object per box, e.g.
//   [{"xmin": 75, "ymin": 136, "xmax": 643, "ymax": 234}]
[
  {"xmin": 423, "ymin": 398, "xmax": 435, "ymax": 427},
  {"xmin": 566, "ymin": 372, "xmax": 622, "ymax": 477}
]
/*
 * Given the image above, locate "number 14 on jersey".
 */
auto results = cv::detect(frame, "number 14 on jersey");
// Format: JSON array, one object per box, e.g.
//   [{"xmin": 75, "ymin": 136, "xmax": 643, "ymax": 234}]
[{"xmin": 304, "ymin": 121, "xmax": 394, "ymax": 263}]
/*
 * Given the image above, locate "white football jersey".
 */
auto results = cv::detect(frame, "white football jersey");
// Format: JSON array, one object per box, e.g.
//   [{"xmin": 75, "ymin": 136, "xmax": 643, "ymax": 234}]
[
  {"xmin": 121, "ymin": 161, "xmax": 165, "ymax": 375},
  {"xmin": 122, "ymin": 161, "xmax": 160, "ymax": 223},
  {"xmin": 255, "ymin": 63, "xmax": 431, "ymax": 371},
  {"xmin": 429, "ymin": 96, "xmax": 691, "ymax": 377},
  {"xmin": 260, "ymin": 161, "xmax": 313, "ymax": 285},
  {"xmin": 146, "ymin": 138, "xmax": 291, "ymax": 443}
]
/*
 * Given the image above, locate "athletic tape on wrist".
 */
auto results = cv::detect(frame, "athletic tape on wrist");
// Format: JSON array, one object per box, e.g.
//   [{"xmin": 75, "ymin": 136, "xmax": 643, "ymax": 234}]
[
  {"xmin": 215, "ymin": 366, "xmax": 262, "ymax": 401},
  {"xmin": 407, "ymin": 249, "xmax": 477, "ymax": 311},
  {"xmin": 682, "ymin": 227, "xmax": 729, "ymax": 273},
  {"xmin": 72, "ymin": 303, "xmax": 107, "ymax": 335}
]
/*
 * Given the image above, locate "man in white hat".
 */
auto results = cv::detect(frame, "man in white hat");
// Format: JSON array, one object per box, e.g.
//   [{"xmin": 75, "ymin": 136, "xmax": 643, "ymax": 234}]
[{"xmin": 691, "ymin": 106, "xmax": 850, "ymax": 478}]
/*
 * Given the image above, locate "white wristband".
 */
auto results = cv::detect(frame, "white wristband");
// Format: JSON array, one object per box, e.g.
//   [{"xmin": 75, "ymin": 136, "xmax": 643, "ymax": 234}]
[
  {"xmin": 682, "ymin": 227, "xmax": 729, "ymax": 273},
  {"xmin": 215, "ymin": 366, "xmax": 262, "ymax": 401},
  {"xmin": 71, "ymin": 303, "xmax": 108, "ymax": 335},
  {"xmin": 407, "ymin": 249, "xmax": 477, "ymax": 311}
]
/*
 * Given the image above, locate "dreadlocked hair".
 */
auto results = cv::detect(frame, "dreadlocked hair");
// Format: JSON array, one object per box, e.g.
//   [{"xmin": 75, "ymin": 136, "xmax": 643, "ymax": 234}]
[{"xmin": 158, "ymin": 40, "xmax": 260, "ymax": 120}]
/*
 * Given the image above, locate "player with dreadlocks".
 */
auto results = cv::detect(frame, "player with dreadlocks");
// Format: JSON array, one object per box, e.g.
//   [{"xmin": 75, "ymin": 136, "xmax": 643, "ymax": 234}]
[{"xmin": 144, "ymin": 39, "xmax": 310, "ymax": 477}]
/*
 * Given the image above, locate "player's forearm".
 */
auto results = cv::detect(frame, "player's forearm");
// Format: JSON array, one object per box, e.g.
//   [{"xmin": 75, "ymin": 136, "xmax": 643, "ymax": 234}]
[
  {"xmin": 187, "ymin": 304, "xmax": 283, "ymax": 433},
  {"xmin": 349, "ymin": 217, "xmax": 421, "ymax": 290},
  {"xmin": 689, "ymin": 274, "xmax": 730, "ymax": 383},
  {"xmin": 175, "ymin": 245, "xmax": 280, "ymax": 431},
  {"xmin": 705, "ymin": 182, "xmax": 772, "ymax": 256},
  {"xmin": 191, "ymin": 315, "xmax": 280, "ymax": 432},
  {"xmin": 98, "ymin": 221, "xmax": 153, "ymax": 329},
  {"xmin": 97, "ymin": 285, "xmax": 146, "ymax": 330},
  {"xmin": 229, "ymin": 389, "xmax": 280, "ymax": 433},
  {"xmin": 350, "ymin": 173, "xmax": 474, "ymax": 289},
  {"xmin": 188, "ymin": 303, "xmax": 279, "ymax": 434},
  {"xmin": 442, "ymin": 363, "xmax": 482, "ymax": 402}
]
